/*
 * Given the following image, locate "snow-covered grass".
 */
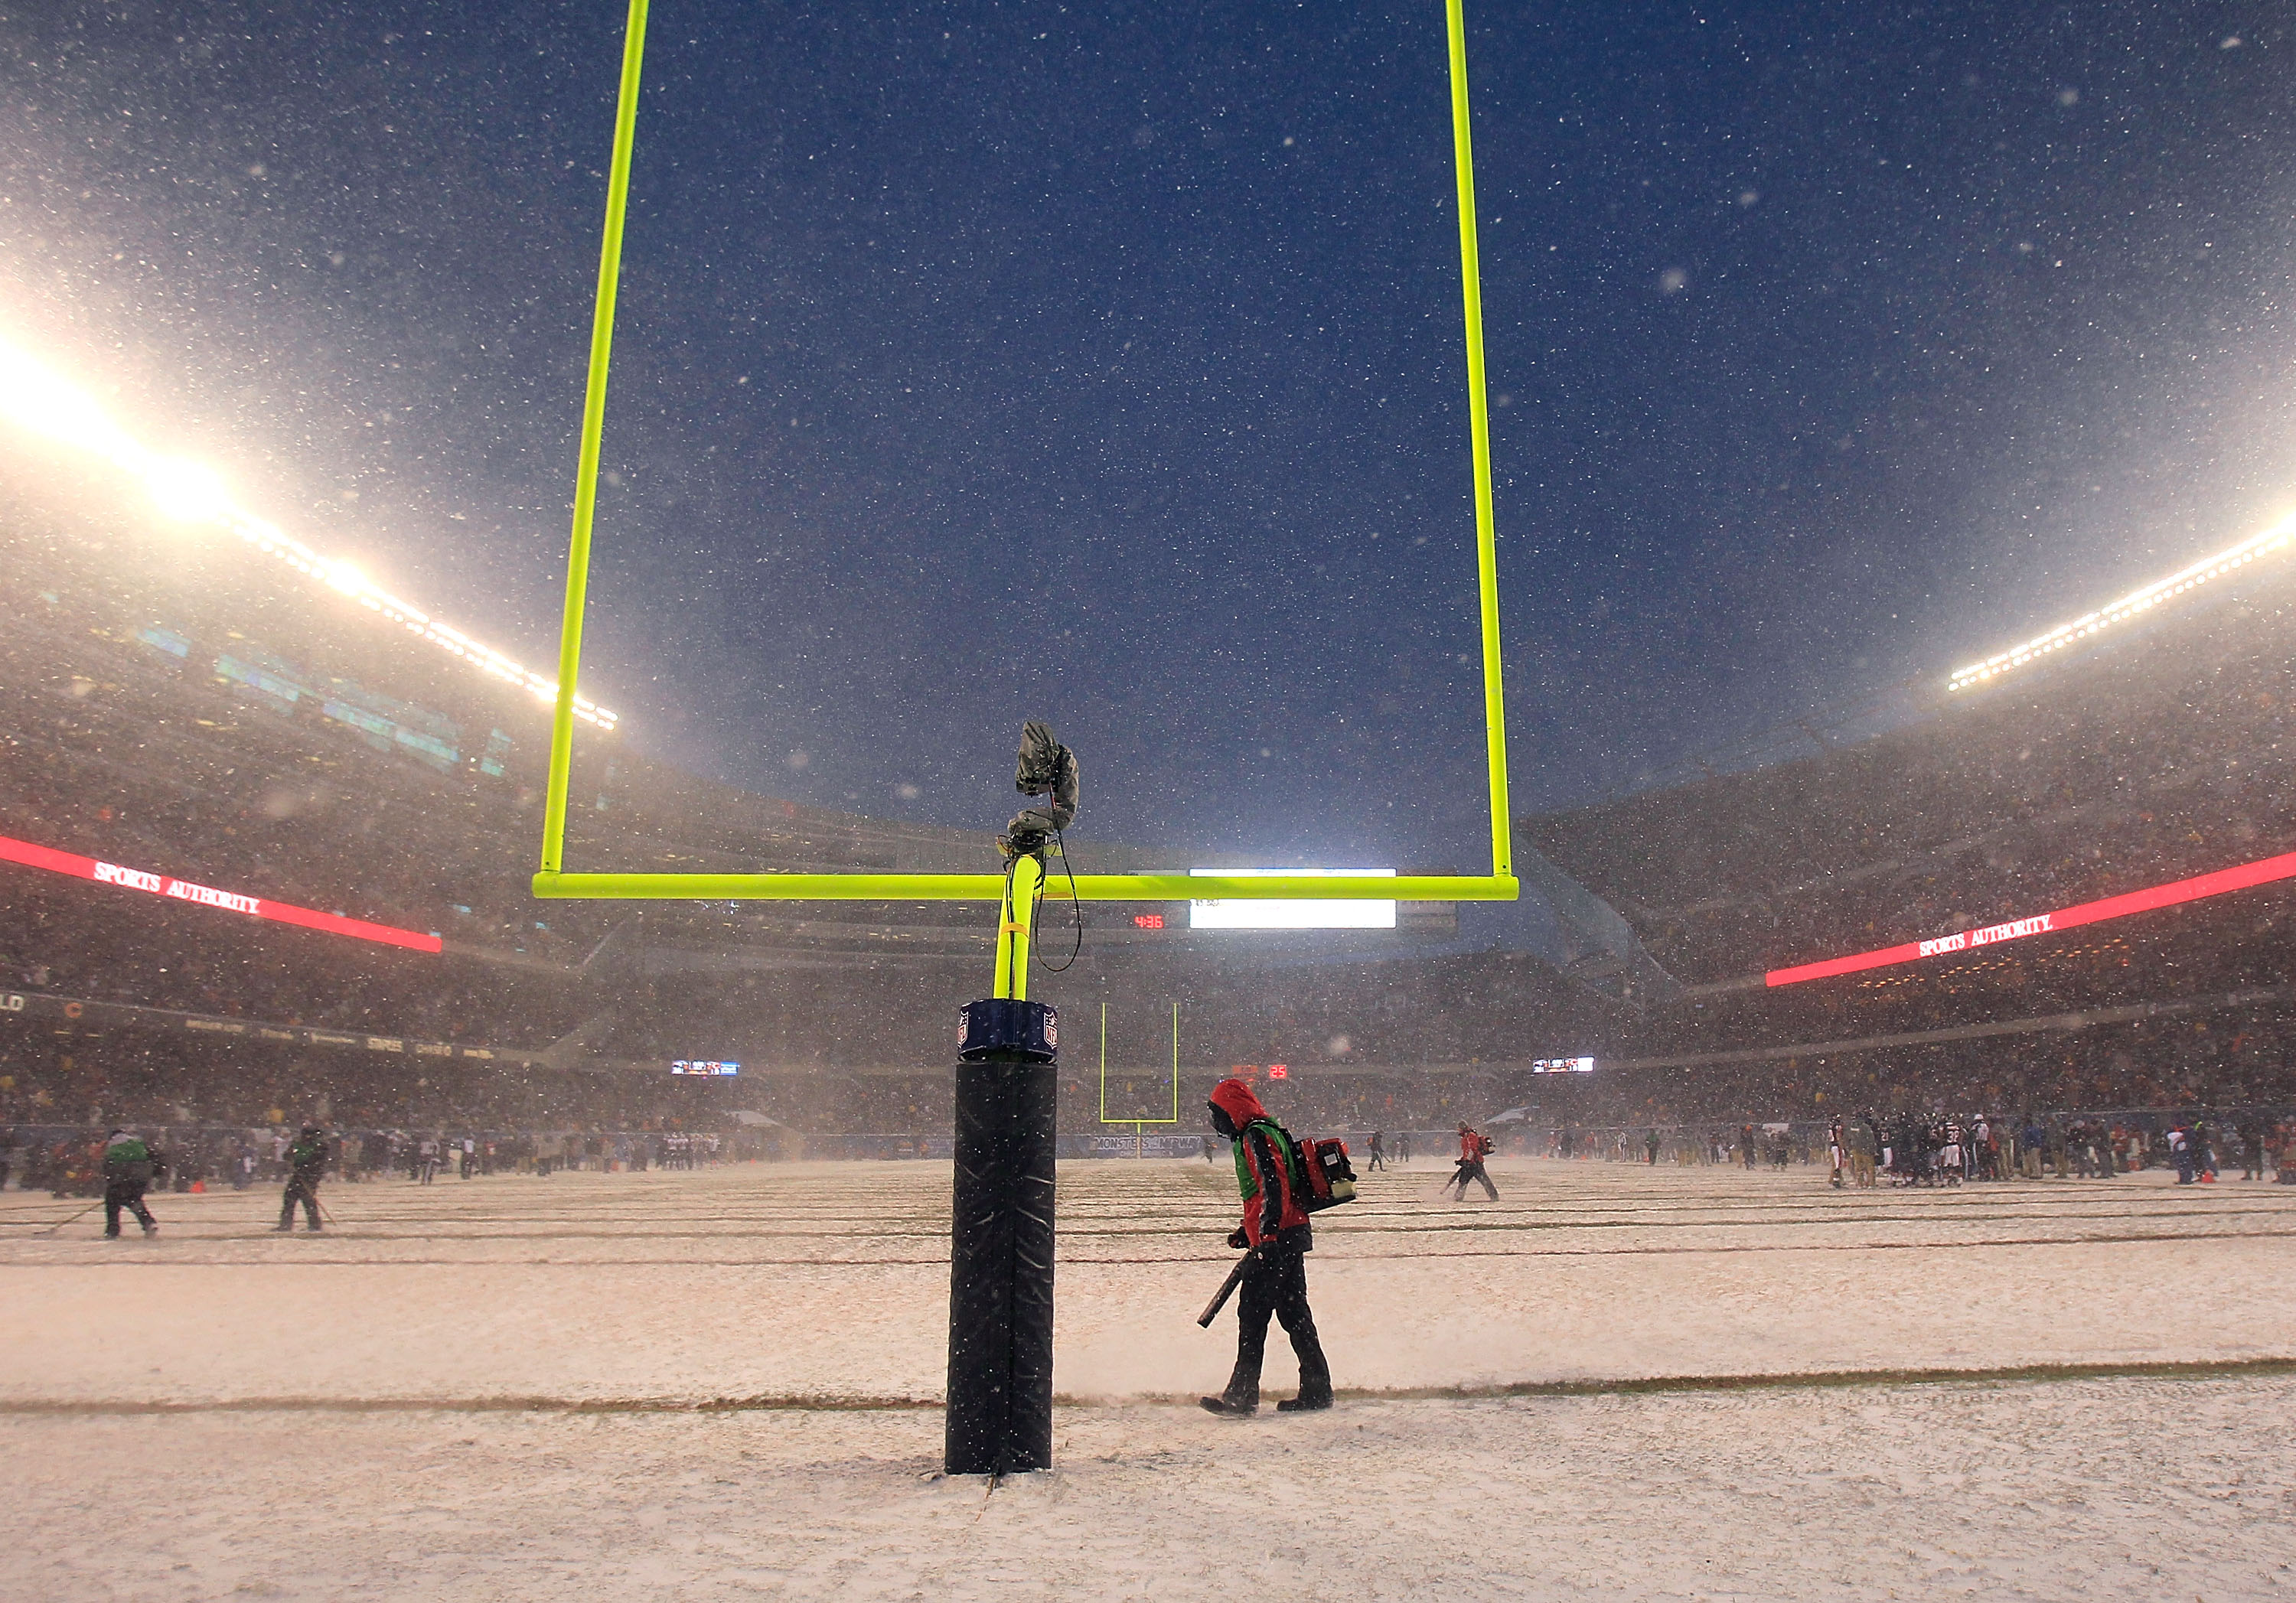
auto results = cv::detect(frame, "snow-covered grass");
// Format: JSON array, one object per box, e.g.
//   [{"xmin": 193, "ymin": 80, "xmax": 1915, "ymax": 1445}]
[{"xmin": 4, "ymin": 1158, "xmax": 2291, "ymax": 1598}]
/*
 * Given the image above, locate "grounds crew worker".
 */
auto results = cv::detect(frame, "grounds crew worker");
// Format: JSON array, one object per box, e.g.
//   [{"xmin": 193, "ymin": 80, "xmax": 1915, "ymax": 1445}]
[
  {"xmin": 101, "ymin": 1128, "xmax": 161, "ymax": 1239},
  {"xmin": 276, "ymin": 1125, "xmax": 328, "ymax": 1232},
  {"xmin": 1446, "ymin": 1122, "xmax": 1499, "ymax": 1201},
  {"xmin": 1201, "ymin": 1077, "xmax": 1332, "ymax": 1416}
]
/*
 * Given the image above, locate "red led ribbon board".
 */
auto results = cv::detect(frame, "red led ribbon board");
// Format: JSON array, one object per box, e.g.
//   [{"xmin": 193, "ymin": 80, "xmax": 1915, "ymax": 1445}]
[
  {"xmin": 0, "ymin": 831, "xmax": 442, "ymax": 953},
  {"xmin": 1765, "ymin": 848, "xmax": 2296, "ymax": 988}
]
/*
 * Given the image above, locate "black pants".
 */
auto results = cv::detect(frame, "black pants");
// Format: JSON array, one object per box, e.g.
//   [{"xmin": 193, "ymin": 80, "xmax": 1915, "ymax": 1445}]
[
  {"xmin": 104, "ymin": 1181, "xmax": 155, "ymax": 1235},
  {"xmin": 281, "ymin": 1178, "xmax": 321, "ymax": 1229},
  {"xmin": 1450, "ymin": 1159, "xmax": 1498, "ymax": 1200},
  {"xmin": 1225, "ymin": 1246, "xmax": 1330, "ymax": 1406}
]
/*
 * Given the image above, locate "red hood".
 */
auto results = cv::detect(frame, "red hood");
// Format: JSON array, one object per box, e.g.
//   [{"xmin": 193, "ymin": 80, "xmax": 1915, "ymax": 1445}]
[{"xmin": 1208, "ymin": 1077, "xmax": 1269, "ymax": 1127}]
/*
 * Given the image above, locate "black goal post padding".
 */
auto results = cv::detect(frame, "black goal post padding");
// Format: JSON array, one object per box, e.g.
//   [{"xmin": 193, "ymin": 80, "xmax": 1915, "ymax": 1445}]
[{"xmin": 944, "ymin": 1049, "xmax": 1058, "ymax": 1475}]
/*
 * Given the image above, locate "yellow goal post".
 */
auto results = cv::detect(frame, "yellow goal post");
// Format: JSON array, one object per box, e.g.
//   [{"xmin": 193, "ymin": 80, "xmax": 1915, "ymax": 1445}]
[{"xmin": 532, "ymin": 0, "xmax": 1516, "ymax": 912}]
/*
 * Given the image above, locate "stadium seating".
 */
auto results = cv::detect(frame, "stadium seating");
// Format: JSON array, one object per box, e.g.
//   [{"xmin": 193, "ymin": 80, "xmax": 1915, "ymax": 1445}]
[
  {"xmin": 5, "ymin": 492, "xmax": 2293, "ymax": 1147},
  {"xmin": 1528, "ymin": 572, "xmax": 2296, "ymax": 986}
]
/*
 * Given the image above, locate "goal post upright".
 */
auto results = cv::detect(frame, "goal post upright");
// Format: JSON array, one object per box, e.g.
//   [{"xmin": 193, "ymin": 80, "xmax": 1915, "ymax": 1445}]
[
  {"xmin": 945, "ymin": 850, "xmax": 1055, "ymax": 1476},
  {"xmin": 1445, "ymin": 0, "xmax": 1515, "ymax": 887},
  {"xmin": 540, "ymin": 0, "xmax": 648, "ymax": 881}
]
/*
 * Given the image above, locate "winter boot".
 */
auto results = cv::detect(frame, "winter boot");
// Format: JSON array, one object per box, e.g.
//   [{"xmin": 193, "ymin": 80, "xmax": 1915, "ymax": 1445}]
[
  {"xmin": 1201, "ymin": 1368, "xmax": 1259, "ymax": 1416},
  {"xmin": 1277, "ymin": 1390, "xmax": 1332, "ymax": 1412}
]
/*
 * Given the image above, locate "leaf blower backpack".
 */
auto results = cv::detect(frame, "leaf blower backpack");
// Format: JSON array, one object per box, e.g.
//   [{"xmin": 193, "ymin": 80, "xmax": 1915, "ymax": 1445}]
[{"xmin": 1262, "ymin": 1122, "xmax": 1357, "ymax": 1213}]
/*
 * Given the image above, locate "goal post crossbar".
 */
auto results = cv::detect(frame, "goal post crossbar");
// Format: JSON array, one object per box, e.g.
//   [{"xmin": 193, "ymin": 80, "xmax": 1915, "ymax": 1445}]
[{"xmin": 531, "ymin": 872, "xmax": 1518, "ymax": 903}]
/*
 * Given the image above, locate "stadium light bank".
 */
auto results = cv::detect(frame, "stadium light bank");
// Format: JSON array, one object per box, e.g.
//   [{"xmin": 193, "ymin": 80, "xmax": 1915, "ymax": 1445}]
[
  {"xmin": 0, "ymin": 336, "xmax": 618, "ymax": 731},
  {"xmin": 1947, "ymin": 510, "xmax": 2296, "ymax": 693}
]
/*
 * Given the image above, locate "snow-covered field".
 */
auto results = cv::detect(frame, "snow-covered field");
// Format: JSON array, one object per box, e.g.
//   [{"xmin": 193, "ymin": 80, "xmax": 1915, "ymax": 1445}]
[{"xmin": 5, "ymin": 1158, "xmax": 2292, "ymax": 1599}]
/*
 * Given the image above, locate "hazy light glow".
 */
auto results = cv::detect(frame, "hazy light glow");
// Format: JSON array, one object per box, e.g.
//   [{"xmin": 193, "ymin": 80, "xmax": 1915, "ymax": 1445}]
[
  {"xmin": 0, "ymin": 335, "xmax": 618, "ymax": 731},
  {"xmin": 144, "ymin": 457, "xmax": 233, "ymax": 523},
  {"xmin": 1189, "ymin": 868, "xmax": 1397, "ymax": 930},
  {"xmin": 1949, "ymin": 511, "xmax": 2296, "ymax": 692}
]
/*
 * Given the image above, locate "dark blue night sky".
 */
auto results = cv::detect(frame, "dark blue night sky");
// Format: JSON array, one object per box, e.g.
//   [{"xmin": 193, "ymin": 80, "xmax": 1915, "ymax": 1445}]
[{"xmin": 2, "ymin": 2, "xmax": 2290, "ymax": 870}]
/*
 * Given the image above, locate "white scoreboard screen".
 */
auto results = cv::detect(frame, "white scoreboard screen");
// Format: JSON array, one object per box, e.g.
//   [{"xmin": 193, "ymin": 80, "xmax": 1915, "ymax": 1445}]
[{"xmin": 1188, "ymin": 868, "xmax": 1397, "ymax": 930}]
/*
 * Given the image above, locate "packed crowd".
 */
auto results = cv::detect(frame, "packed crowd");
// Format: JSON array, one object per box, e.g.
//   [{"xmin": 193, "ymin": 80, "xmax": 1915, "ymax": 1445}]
[
  {"xmin": 0, "ymin": 885, "xmax": 578, "ymax": 1048},
  {"xmin": 11, "ymin": 511, "xmax": 2296, "ymax": 1165},
  {"xmin": 0, "ymin": 527, "xmax": 990, "ymax": 963},
  {"xmin": 1548, "ymin": 1008, "xmax": 2296, "ymax": 1133},
  {"xmin": 1522, "ymin": 1110, "xmax": 2294, "ymax": 1187},
  {"xmin": 11, "ymin": 992, "xmax": 2294, "ymax": 1154},
  {"xmin": 15, "ymin": 1103, "xmax": 2281, "ymax": 1201},
  {"xmin": 1528, "ymin": 586, "xmax": 2296, "ymax": 984}
]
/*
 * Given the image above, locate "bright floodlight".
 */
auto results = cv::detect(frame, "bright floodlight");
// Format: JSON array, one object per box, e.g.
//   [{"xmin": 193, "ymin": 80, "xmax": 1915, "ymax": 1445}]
[
  {"xmin": 145, "ymin": 457, "xmax": 232, "ymax": 525},
  {"xmin": 0, "ymin": 331, "xmax": 618, "ymax": 731},
  {"xmin": 1189, "ymin": 868, "xmax": 1398, "ymax": 930},
  {"xmin": 1949, "ymin": 510, "xmax": 2296, "ymax": 692}
]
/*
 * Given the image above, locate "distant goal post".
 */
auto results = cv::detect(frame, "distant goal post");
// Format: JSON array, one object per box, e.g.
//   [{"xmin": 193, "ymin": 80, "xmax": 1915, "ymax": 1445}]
[{"xmin": 1097, "ymin": 1002, "xmax": 1182, "ymax": 1129}]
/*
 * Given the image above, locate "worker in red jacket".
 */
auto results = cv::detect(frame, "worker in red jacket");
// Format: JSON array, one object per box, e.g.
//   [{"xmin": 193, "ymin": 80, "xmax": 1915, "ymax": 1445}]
[
  {"xmin": 1446, "ymin": 1122, "xmax": 1499, "ymax": 1201},
  {"xmin": 1201, "ymin": 1077, "xmax": 1332, "ymax": 1416}
]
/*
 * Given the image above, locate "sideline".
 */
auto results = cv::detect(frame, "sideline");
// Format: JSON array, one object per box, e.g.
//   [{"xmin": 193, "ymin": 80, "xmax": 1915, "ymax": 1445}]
[
  {"xmin": 6, "ymin": 1356, "xmax": 2293, "ymax": 1417},
  {"xmin": 4, "ymin": 1227, "xmax": 2288, "ymax": 1269}
]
